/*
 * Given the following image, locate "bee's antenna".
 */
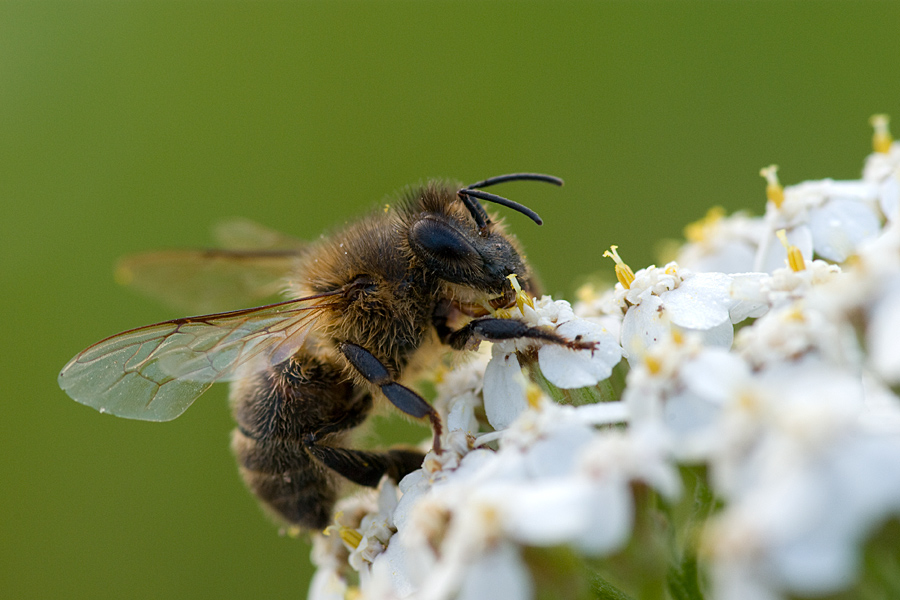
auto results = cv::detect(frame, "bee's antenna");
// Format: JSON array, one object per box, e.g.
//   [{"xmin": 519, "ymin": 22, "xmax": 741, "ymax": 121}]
[
  {"xmin": 465, "ymin": 173, "xmax": 564, "ymax": 190},
  {"xmin": 458, "ymin": 173, "xmax": 563, "ymax": 228},
  {"xmin": 460, "ymin": 189, "xmax": 544, "ymax": 226}
]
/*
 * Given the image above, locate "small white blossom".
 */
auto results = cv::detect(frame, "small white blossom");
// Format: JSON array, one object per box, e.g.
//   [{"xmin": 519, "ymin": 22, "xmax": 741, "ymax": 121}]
[
  {"xmin": 619, "ymin": 268, "xmax": 767, "ymax": 358},
  {"xmin": 754, "ymin": 215, "xmax": 814, "ymax": 275},
  {"xmin": 482, "ymin": 297, "xmax": 622, "ymax": 428},
  {"xmin": 866, "ymin": 273, "xmax": 900, "ymax": 384},
  {"xmin": 678, "ymin": 209, "xmax": 767, "ymax": 274},
  {"xmin": 863, "ymin": 138, "xmax": 900, "ymax": 221},
  {"xmin": 736, "ymin": 301, "xmax": 860, "ymax": 370},
  {"xmin": 755, "ymin": 178, "xmax": 882, "ymax": 269},
  {"xmin": 347, "ymin": 480, "xmax": 401, "ymax": 572}
]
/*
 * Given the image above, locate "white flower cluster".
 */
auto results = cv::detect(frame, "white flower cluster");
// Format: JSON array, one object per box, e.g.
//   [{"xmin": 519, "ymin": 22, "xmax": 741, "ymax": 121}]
[{"xmin": 309, "ymin": 117, "xmax": 900, "ymax": 600}]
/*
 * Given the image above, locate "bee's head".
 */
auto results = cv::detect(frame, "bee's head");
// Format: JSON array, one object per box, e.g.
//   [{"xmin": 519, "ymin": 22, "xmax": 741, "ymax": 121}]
[{"xmin": 405, "ymin": 174, "xmax": 562, "ymax": 303}]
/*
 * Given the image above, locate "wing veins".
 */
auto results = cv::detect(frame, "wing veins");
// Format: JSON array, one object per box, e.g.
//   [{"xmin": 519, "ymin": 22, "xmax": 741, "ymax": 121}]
[{"xmin": 60, "ymin": 291, "xmax": 344, "ymax": 421}]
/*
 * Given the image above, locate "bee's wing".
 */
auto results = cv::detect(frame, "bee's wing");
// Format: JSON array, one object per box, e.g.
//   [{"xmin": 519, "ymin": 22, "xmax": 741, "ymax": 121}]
[
  {"xmin": 211, "ymin": 218, "xmax": 305, "ymax": 251},
  {"xmin": 115, "ymin": 249, "xmax": 302, "ymax": 314},
  {"xmin": 58, "ymin": 293, "xmax": 340, "ymax": 422},
  {"xmin": 115, "ymin": 218, "xmax": 308, "ymax": 314}
]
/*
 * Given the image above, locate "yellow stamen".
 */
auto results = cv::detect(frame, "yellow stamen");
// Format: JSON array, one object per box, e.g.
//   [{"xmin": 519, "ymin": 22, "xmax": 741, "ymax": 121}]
[
  {"xmin": 284, "ymin": 525, "xmax": 301, "ymax": 538},
  {"xmin": 870, "ymin": 114, "xmax": 893, "ymax": 154},
  {"xmin": 684, "ymin": 206, "xmax": 726, "ymax": 243},
  {"xmin": 671, "ymin": 328, "xmax": 684, "ymax": 345},
  {"xmin": 759, "ymin": 165, "xmax": 784, "ymax": 208},
  {"xmin": 736, "ymin": 391, "xmax": 759, "ymax": 413},
  {"xmin": 576, "ymin": 283, "xmax": 595, "ymax": 304},
  {"xmin": 644, "ymin": 355, "xmax": 662, "ymax": 375},
  {"xmin": 339, "ymin": 527, "xmax": 363, "ymax": 549},
  {"xmin": 383, "ymin": 203, "xmax": 391, "ymax": 213},
  {"xmin": 785, "ymin": 306, "xmax": 806, "ymax": 322},
  {"xmin": 603, "ymin": 245, "xmax": 635, "ymax": 289},
  {"xmin": 507, "ymin": 273, "xmax": 534, "ymax": 313},
  {"xmin": 526, "ymin": 382, "xmax": 543, "ymax": 409},
  {"xmin": 347, "ymin": 588, "xmax": 362, "ymax": 600},
  {"xmin": 776, "ymin": 229, "xmax": 806, "ymax": 272}
]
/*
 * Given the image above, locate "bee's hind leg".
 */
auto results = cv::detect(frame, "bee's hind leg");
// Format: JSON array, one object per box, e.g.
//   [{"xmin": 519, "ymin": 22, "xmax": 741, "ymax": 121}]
[
  {"xmin": 338, "ymin": 341, "xmax": 443, "ymax": 454},
  {"xmin": 301, "ymin": 399, "xmax": 425, "ymax": 487},
  {"xmin": 303, "ymin": 441, "xmax": 425, "ymax": 488}
]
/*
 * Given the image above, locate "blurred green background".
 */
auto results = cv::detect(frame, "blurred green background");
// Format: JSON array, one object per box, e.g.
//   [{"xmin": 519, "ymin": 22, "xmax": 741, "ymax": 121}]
[{"xmin": 3, "ymin": 1, "xmax": 899, "ymax": 598}]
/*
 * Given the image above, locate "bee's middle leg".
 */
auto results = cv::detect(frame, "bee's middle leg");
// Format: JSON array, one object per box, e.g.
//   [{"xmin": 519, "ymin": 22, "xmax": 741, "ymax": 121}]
[{"xmin": 338, "ymin": 341, "xmax": 443, "ymax": 454}]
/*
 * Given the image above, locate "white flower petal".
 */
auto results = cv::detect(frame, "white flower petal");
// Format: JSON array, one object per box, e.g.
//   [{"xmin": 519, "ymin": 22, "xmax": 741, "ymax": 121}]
[
  {"xmin": 688, "ymin": 240, "xmax": 758, "ymax": 275},
  {"xmin": 498, "ymin": 478, "xmax": 598, "ymax": 546},
  {"xmin": 538, "ymin": 320, "xmax": 622, "ymax": 389},
  {"xmin": 860, "ymin": 374, "xmax": 900, "ymax": 434},
  {"xmin": 574, "ymin": 401, "xmax": 630, "ymax": 426},
  {"xmin": 620, "ymin": 295, "xmax": 669, "ymax": 358},
  {"xmin": 308, "ymin": 568, "xmax": 348, "ymax": 600},
  {"xmin": 868, "ymin": 286, "xmax": 900, "ymax": 383},
  {"xmin": 686, "ymin": 319, "xmax": 734, "ymax": 348},
  {"xmin": 455, "ymin": 542, "xmax": 533, "ymax": 600},
  {"xmin": 756, "ymin": 226, "xmax": 813, "ymax": 273},
  {"xmin": 771, "ymin": 534, "xmax": 857, "ymax": 595},
  {"xmin": 663, "ymin": 391, "xmax": 721, "ymax": 458},
  {"xmin": 728, "ymin": 273, "xmax": 770, "ymax": 322},
  {"xmin": 681, "ymin": 348, "xmax": 750, "ymax": 403},
  {"xmin": 524, "ymin": 423, "xmax": 596, "ymax": 478},
  {"xmin": 446, "ymin": 391, "xmax": 479, "ymax": 434},
  {"xmin": 879, "ymin": 175, "xmax": 899, "ymax": 221},
  {"xmin": 369, "ymin": 539, "xmax": 419, "ymax": 598},
  {"xmin": 574, "ymin": 480, "xmax": 634, "ymax": 555},
  {"xmin": 665, "ymin": 272, "xmax": 734, "ymax": 330},
  {"xmin": 808, "ymin": 198, "xmax": 881, "ymax": 262},
  {"xmin": 483, "ymin": 350, "xmax": 529, "ymax": 430}
]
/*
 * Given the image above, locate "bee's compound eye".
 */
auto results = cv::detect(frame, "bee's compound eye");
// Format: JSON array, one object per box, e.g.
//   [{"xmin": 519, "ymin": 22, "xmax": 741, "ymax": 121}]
[{"xmin": 408, "ymin": 217, "xmax": 479, "ymax": 264}]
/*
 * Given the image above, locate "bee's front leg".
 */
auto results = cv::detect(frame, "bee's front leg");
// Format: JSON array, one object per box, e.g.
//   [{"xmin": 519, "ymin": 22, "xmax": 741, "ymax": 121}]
[
  {"xmin": 339, "ymin": 342, "xmax": 443, "ymax": 454},
  {"xmin": 446, "ymin": 317, "xmax": 597, "ymax": 352}
]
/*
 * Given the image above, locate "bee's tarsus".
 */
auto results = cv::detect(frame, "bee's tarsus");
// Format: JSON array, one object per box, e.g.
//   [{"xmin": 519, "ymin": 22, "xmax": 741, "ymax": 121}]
[{"xmin": 447, "ymin": 316, "xmax": 567, "ymax": 350}]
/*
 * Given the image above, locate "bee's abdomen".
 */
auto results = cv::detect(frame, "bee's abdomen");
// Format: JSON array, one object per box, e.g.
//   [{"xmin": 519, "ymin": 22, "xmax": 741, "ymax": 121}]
[
  {"xmin": 231, "ymin": 431, "xmax": 337, "ymax": 529},
  {"xmin": 228, "ymin": 352, "xmax": 366, "ymax": 529}
]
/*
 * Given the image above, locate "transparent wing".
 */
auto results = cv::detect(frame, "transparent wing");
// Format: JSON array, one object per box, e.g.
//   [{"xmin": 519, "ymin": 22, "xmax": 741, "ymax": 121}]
[
  {"xmin": 58, "ymin": 293, "xmax": 341, "ymax": 422},
  {"xmin": 211, "ymin": 217, "xmax": 305, "ymax": 251},
  {"xmin": 115, "ymin": 249, "xmax": 302, "ymax": 314},
  {"xmin": 115, "ymin": 218, "xmax": 307, "ymax": 314}
]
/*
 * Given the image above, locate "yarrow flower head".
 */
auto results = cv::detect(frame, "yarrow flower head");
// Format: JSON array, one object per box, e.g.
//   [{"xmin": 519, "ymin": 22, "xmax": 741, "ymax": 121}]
[{"xmin": 307, "ymin": 114, "xmax": 900, "ymax": 600}]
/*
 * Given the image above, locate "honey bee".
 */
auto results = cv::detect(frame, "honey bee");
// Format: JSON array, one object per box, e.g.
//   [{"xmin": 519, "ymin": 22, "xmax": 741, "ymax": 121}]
[{"xmin": 59, "ymin": 174, "xmax": 592, "ymax": 529}]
